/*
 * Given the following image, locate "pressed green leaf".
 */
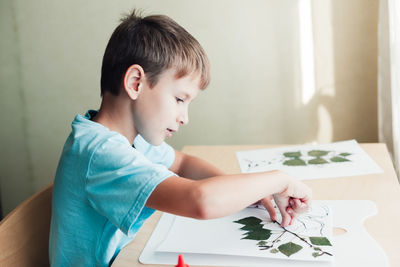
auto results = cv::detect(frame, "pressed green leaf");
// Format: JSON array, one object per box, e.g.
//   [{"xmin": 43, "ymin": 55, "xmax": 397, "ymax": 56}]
[
  {"xmin": 308, "ymin": 158, "xmax": 329, "ymax": 165},
  {"xmin": 270, "ymin": 248, "xmax": 279, "ymax": 254},
  {"xmin": 257, "ymin": 241, "xmax": 267, "ymax": 246},
  {"xmin": 308, "ymin": 150, "xmax": 329, "ymax": 157},
  {"xmin": 283, "ymin": 151, "xmax": 302, "ymax": 157},
  {"xmin": 313, "ymin": 247, "xmax": 322, "ymax": 251},
  {"xmin": 278, "ymin": 242, "xmax": 303, "ymax": 257},
  {"xmin": 283, "ymin": 158, "xmax": 306, "ymax": 166},
  {"xmin": 309, "ymin": 237, "xmax": 332, "ymax": 246},
  {"xmin": 312, "ymin": 252, "xmax": 321, "ymax": 258},
  {"xmin": 240, "ymin": 224, "xmax": 264, "ymax": 231},
  {"xmin": 233, "ymin": 216, "xmax": 262, "ymax": 225},
  {"xmin": 339, "ymin": 152, "xmax": 351, "ymax": 157},
  {"xmin": 330, "ymin": 156, "xmax": 350, "ymax": 162},
  {"xmin": 242, "ymin": 228, "xmax": 271, "ymax": 240}
]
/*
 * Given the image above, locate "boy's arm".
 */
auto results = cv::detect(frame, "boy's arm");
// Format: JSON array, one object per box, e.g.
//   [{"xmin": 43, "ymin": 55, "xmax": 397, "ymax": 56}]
[
  {"xmin": 169, "ymin": 150, "xmax": 226, "ymax": 179},
  {"xmin": 146, "ymin": 169, "xmax": 311, "ymax": 227},
  {"xmin": 168, "ymin": 150, "xmax": 279, "ymax": 221}
]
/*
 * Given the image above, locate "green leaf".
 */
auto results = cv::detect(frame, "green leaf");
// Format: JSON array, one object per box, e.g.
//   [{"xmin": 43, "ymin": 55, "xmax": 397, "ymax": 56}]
[
  {"xmin": 313, "ymin": 247, "xmax": 322, "ymax": 251},
  {"xmin": 308, "ymin": 150, "xmax": 329, "ymax": 157},
  {"xmin": 240, "ymin": 224, "xmax": 264, "ymax": 231},
  {"xmin": 242, "ymin": 228, "xmax": 272, "ymax": 240},
  {"xmin": 312, "ymin": 252, "xmax": 321, "ymax": 258},
  {"xmin": 339, "ymin": 152, "xmax": 351, "ymax": 157},
  {"xmin": 283, "ymin": 151, "xmax": 302, "ymax": 157},
  {"xmin": 257, "ymin": 241, "xmax": 267, "ymax": 246},
  {"xmin": 270, "ymin": 248, "xmax": 279, "ymax": 254},
  {"xmin": 278, "ymin": 242, "xmax": 303, "ymax": 257},
  {"xmin": 309, "ymin": 237, "xmax": 332, "ymax": 246},
  {"xmin": 308, "ymin": 158, "xmax": 329, "ymax": 165},
  {"xmin": 283, "ymin": 158, "xmax": 306, "ymax": 166},
  {"xmin": 330, "ymin": 156, "xmax": 350, "ymax": 162},
  {"xmin": 233, "ymin": 216, "xmax": 262, "ymax": 225}
]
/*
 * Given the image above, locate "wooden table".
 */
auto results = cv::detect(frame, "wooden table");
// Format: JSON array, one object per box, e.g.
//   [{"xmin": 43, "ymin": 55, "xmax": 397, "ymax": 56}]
[{"xmin": 112, "ymin": 144, "xmax": 400, "ymax": 267}]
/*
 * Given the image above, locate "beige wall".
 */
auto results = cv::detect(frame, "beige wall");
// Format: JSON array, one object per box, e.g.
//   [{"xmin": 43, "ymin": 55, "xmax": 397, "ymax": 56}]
[{"xmin": 0, "ymin": 0, "xmax": 378, "ymax": 216}]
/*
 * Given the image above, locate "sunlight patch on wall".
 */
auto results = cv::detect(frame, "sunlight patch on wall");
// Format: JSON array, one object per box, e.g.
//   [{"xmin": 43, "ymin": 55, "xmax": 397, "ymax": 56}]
[
  {"xmin": 299, "ymin": 0, "xmax": 316, "ymax": 105},
  {"xmin": 312, "ymin": 0, "xmax": 335, "ymax": 98}
]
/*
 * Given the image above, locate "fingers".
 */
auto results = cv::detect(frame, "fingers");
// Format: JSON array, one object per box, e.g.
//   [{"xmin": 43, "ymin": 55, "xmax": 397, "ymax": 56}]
[
  {"xmin": 288, "ymin": 180, "xmax": 312, "ymax": 203},
  {"xmin": 271, "ymin": 176, "xmax": 313, "ymax": 227},
  {"xmin": 279, "ymin": 205, "xmax": 292, "ymax": 227},
  {"xmin": 286, "ymin": 206, "xmax": 296, "ymax": 225},
  {"xmin": 289, "ymin": 197, "xmax": 310, "ymax": 214},
  {"xmin": 278, "ymin": 197, "xmax": 308, "ymax": 227},
  {"xmin": 273, "ymin": 195, "xmax": 292, "ymax": 227},
  {"xmin": 261, "ymin": 197, "xmax": 276, "ymax": 222}
]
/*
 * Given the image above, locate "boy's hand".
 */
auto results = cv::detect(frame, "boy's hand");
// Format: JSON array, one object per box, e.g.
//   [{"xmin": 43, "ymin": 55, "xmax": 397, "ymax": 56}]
[
  {"xmin": 273, "ymin": 179, "xmax": 312, "ymax": 227},
  {"xmin": 259, "ymin": 196, "xmax": 276, "ymax": 221}
]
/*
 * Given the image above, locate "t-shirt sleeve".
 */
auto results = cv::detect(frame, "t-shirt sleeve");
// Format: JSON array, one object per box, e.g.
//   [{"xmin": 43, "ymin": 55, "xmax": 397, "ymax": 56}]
[
  {"xmin": 85, "ymin": 136, "xmax": 176, "ymax": 235},
  {"xmin": 133, "ymin": 134, "xmax": 175, "ymax": 168}
]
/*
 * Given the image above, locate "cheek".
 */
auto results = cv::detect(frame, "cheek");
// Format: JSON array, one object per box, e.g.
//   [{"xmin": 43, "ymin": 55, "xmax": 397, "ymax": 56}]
[{"xmin": 158, "ymin": 98, "xmax": 176, "ymax": 113}]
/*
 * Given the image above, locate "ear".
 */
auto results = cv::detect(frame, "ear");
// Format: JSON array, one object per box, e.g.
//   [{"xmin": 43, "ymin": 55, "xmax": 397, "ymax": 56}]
[{"xmin": 123, "ymin": 64, "xmax": 145, "ymax": 100}]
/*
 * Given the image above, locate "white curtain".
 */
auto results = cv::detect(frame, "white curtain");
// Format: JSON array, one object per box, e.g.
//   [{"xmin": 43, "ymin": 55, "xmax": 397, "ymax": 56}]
[{"xmin": 378, "ymin": 0, "xmax": 400, "ymax": 180}]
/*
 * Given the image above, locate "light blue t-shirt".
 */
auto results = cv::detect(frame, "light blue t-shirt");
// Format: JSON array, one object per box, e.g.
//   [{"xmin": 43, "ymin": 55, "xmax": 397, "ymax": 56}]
[{"xmin": 49, "ymin": 110, "xmax": 176, "ymax": 267}]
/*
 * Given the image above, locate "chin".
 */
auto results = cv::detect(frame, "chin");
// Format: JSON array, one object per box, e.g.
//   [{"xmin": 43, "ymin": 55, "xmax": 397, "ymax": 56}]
[
  {"xmin": 144, "ymin": 136, "xmax": 164, "ymax": 146},
  {"xmin": 151, "ymin": 140, "xmax": 164, "ymax": 146}
]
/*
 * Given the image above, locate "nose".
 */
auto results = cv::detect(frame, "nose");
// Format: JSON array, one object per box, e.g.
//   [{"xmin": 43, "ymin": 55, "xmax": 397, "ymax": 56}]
[{"xmin": 178, "ymin": 107, "xmax": 189, "ymax": 125}]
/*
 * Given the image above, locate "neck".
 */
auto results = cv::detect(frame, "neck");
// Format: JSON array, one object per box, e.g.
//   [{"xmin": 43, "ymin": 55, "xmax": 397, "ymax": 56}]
[{"xmin": 92, "ymin": 92, "xmax": 137, "ymax": 144}]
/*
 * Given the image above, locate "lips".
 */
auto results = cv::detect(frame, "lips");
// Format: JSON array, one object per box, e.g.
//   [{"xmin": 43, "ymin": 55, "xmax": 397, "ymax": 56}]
[{"xmin": 166, "ymin": 128, "xmax": 177, "ymax": 137}]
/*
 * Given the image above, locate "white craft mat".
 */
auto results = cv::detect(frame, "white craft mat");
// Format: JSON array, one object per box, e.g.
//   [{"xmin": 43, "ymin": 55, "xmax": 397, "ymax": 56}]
[
  {"xmin": 235, "ymin": 140, "xmax": 383, "ymax": 180},
  {"xmin": 139, "ymin": 200, "xmax": 389, "ymax": 267},
  {"xmin": 156, "ymin": 205, "xmax": 333, "ymax": 262}
]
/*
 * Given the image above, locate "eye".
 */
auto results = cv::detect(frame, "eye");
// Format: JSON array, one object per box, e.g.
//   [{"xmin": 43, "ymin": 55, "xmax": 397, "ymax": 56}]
[{"xmin": 176, "ymin": 97, "xmax": 184, "ymax": 103}]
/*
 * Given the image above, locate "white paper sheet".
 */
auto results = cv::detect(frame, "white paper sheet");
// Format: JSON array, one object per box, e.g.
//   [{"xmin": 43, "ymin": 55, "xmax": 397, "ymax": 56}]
[
  {"xmin": 156, "ymin": 204, "xmax": 334, "ymax": 262},
  {"xmin": 139, "ymin": 200, "xmax": 389, "ymax": 267},
  {"xmin": 235, "ymin": 140, "xmax": 383, "ymax": 180}
]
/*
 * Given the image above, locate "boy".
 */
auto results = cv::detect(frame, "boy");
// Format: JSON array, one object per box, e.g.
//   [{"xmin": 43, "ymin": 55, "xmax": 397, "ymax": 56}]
[{"xmin": 49, "ymin": 9, "xmax": 311, "ymax": 267}]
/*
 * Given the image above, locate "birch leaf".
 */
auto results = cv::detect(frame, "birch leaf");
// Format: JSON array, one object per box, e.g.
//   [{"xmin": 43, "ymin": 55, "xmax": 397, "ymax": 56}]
[
  {"xmin": 240, "ymin": 224, "xmax": 264, "ymax": 231},
  {"xmin": 257, "ymin": 241, "xmax": 267, "ymax": 246},
  {"xmin": 308, "ymin": 150, "xmax": 329, "ymax": 157},
  {"xmin": 309, "ymin": 237, "xmax": 332, "ymax": 246},
  {"xmin": 242, "ymin": 228, "xmax": 271, "ymax": 240},
  {"xmin": 233, "ymin": 216, "xmax": 262, "ymax": 225},
  {"xmin": 308, "ymin": 158, "xmax": 329, "ymax": 164},
  {"xmin": 283, "ymin": 151, "xmax": 302, "ymax": 157},
  {"xmin": 330, "ymin": 156, "xmax": 350, "ymax": 162},
  {"xmin": 283, "ymin": 158, "xmax": 306, "ymax": 166},
  {"xmin": 278, "ymin": 242, "xmax": 303, "ymax": 257},
  {"xmin": 312, "ymin": 252, "xmax": 321, "ymax": 258}
]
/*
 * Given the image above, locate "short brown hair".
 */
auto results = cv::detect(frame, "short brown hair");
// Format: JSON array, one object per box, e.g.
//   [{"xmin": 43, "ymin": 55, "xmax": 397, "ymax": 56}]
[{"xmin": 100, "ymin": 9, "xmax": 210, "ymax": 96}]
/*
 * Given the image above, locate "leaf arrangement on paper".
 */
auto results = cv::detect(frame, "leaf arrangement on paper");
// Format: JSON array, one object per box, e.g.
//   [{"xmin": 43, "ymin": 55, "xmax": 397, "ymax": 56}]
[
  {"xmin": 234, "ymin": 216, "xmax": 332, "ymax": 258},
  {"xmin": 283, "ymin": 150, "xmax": 351, "ymax": 166},
  {"xmin": 233, "ymin": 204, "xmax": 333, "ymax": 259},
  {"xmin": 241, "ymin": 149, "xmax": 355, "ymax": 172},
  {"xmin": 156, "ymin": 203, "xmax": 334, "ymax": 262},
  {"xmin": 236, "ymin": 140, "xmax": 383, "ymax": 180}
]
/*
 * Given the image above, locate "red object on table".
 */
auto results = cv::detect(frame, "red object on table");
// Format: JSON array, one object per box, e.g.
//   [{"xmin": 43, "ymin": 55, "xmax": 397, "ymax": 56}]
[{"xmin": 175, "ymin": 254, "xmax": 189, "ymax": 267}]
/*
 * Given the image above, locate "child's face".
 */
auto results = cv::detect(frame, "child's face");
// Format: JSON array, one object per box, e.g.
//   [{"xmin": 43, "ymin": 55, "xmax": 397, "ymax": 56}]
[{"xmin": 133, "ymin": 68, "xmax": 201, "ymax": 146}]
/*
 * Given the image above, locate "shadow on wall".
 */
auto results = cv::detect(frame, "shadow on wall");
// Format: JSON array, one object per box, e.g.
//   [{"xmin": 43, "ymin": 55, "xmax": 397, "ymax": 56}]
[
  {"xmin": 328, "ymin": 0, "xmax": 378, "ymax": 143},
  {"xmin": 284, "ymin": 0, "xmax": 378, "ymax": 145}
]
